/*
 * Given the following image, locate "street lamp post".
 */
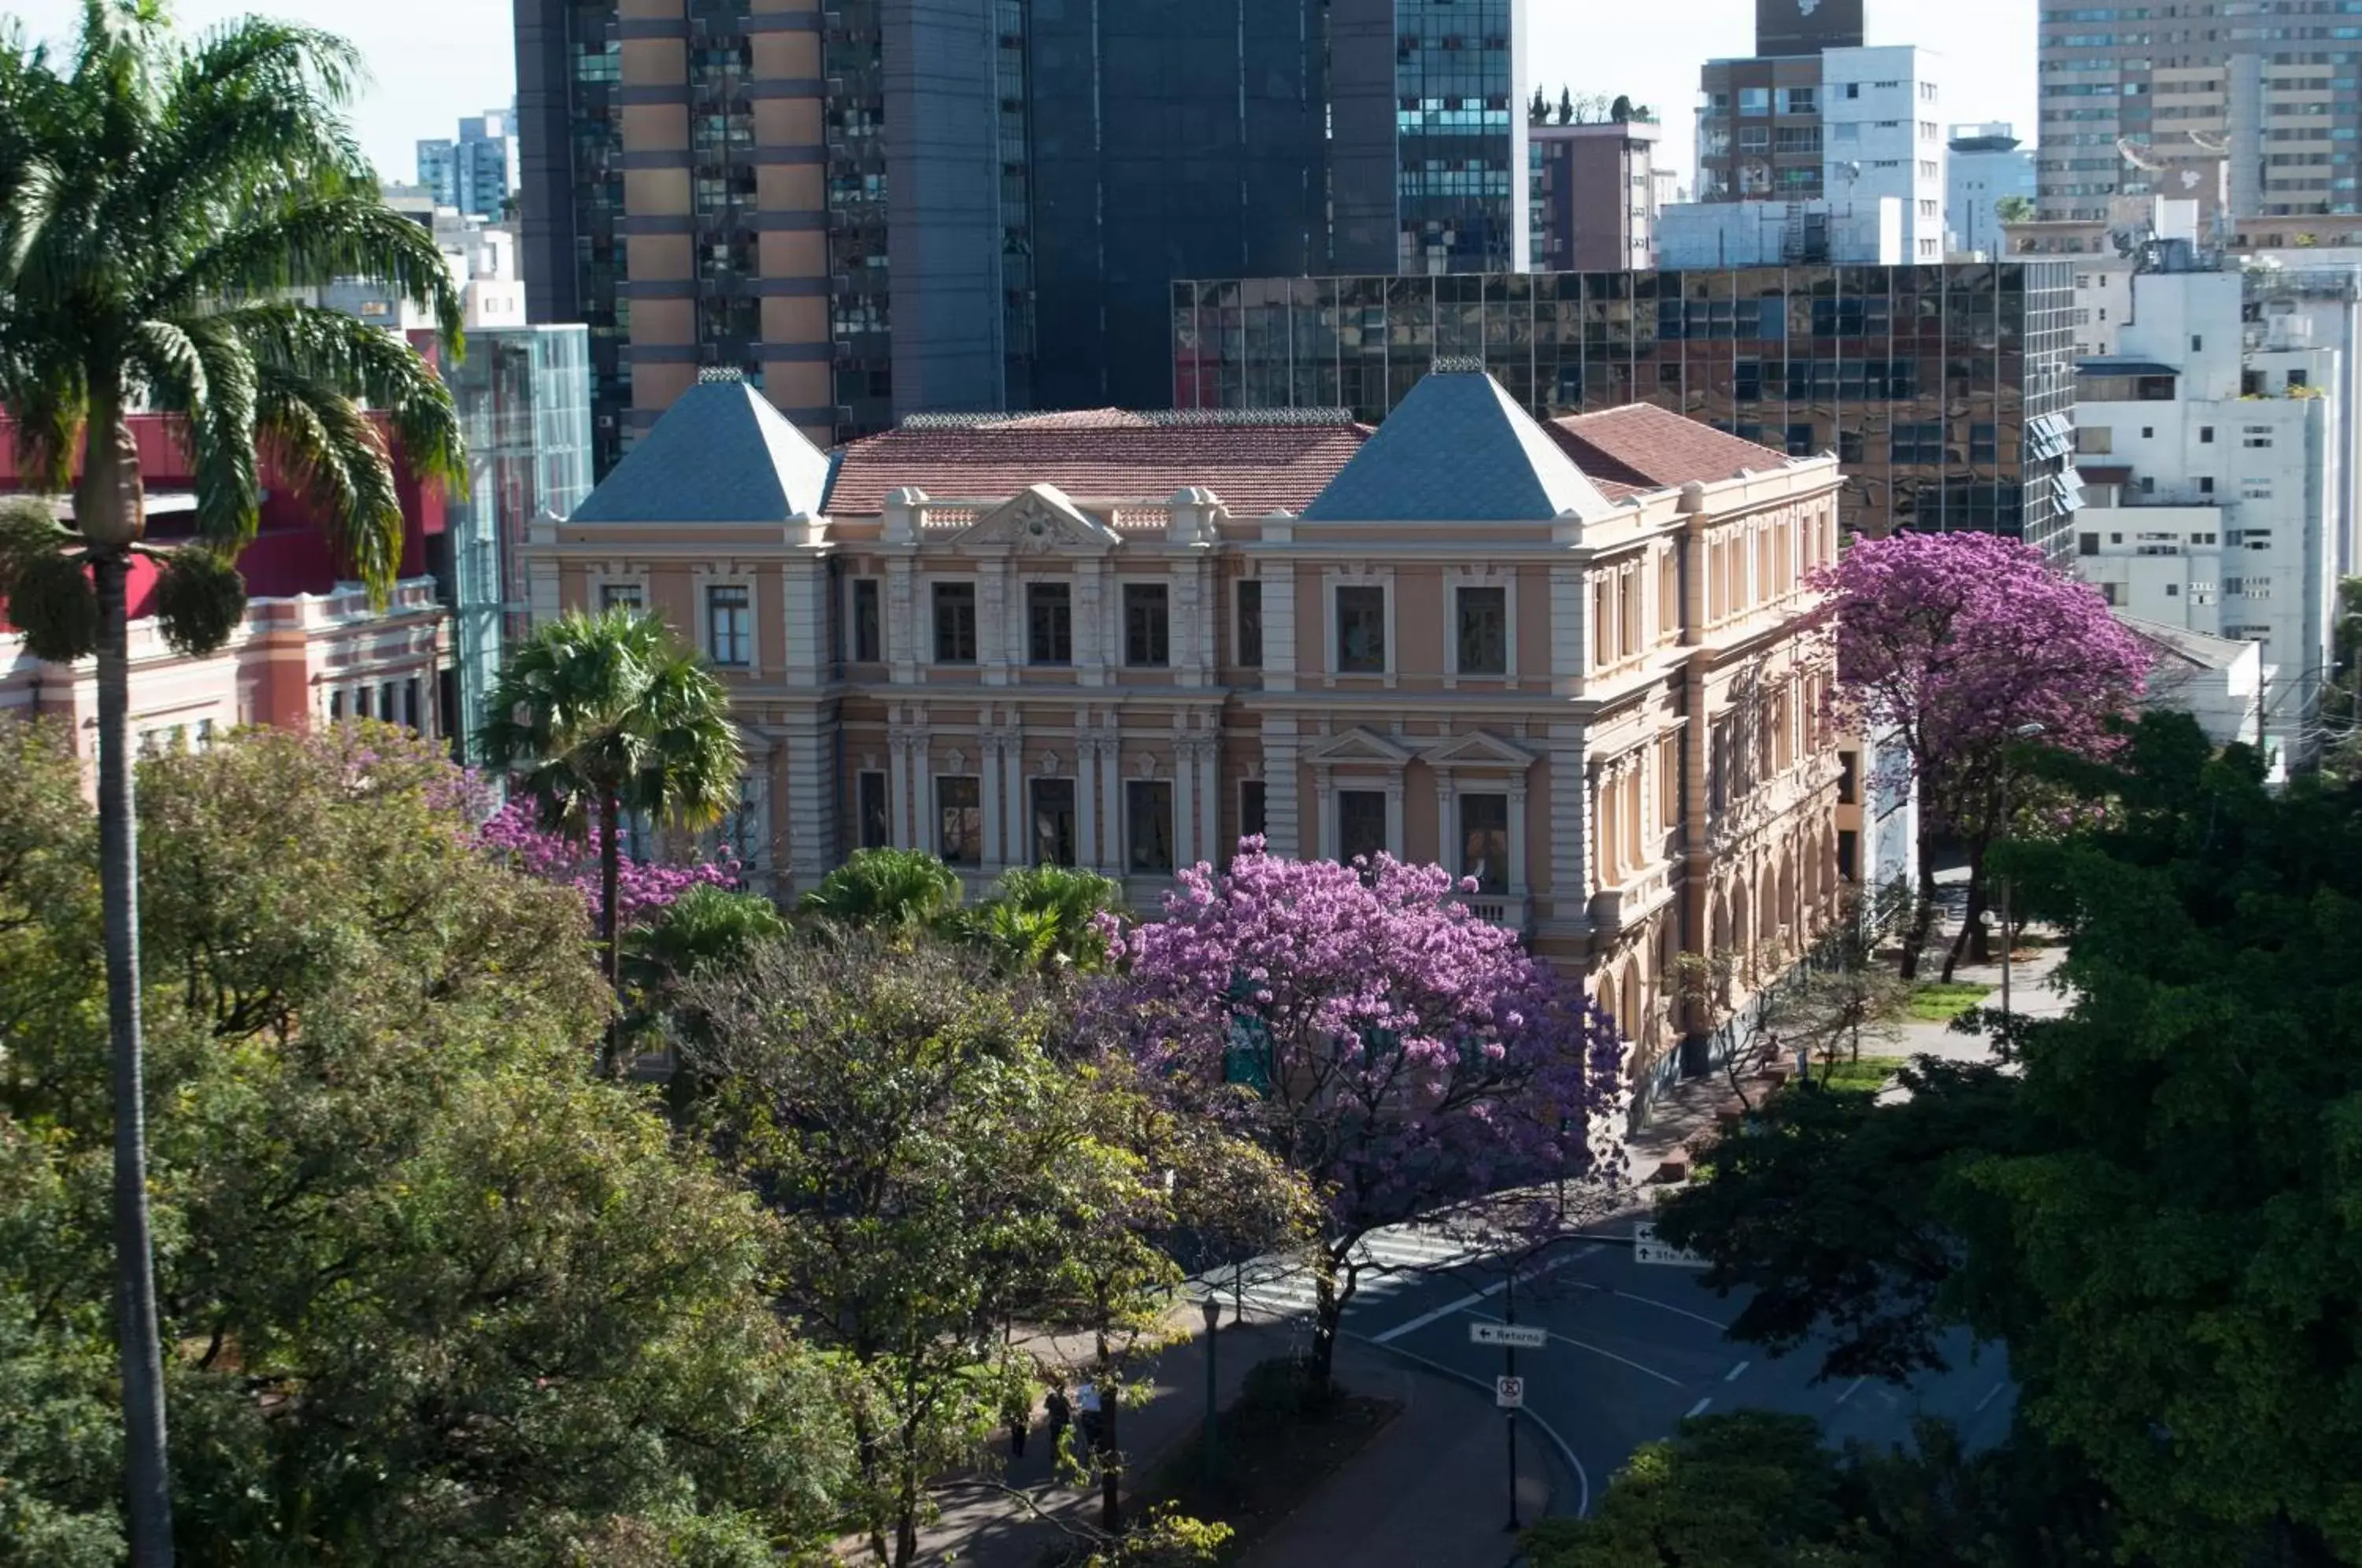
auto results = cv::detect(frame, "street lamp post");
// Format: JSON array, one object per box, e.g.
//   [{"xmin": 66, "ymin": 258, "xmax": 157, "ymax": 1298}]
[
  {"xmin": 1200, "ymin": 1295, "xmax": 1221, "ymax": 1485},
  {"xmin": 1503, "ymin": 1267, "xmax": 1522, "ymax": 1533},
  {"xmin": 1998, "ymin": 721, "xmax": 2046, "ymax": 1015}
]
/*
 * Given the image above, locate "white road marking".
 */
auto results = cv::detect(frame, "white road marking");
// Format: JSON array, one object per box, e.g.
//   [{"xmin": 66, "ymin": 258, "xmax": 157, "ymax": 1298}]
[
  {"xmin": 1685, "ymin": 1396, "xmax": 1713, "ymax": 1418},
  {"xmin": 1974, "ymin": 1381, "xmax": 2008, "ymax": 1413},
  {"xmin": 1570, "ymin": 1281, "xmax": 1731, "ymax": 1331},
  {"xmin": 1835, "ymin": 1376, "xmax": 1866, "ymax": 1405},
  {"xmin": 1368, "ymin": 1244, "xmax": 1600, "ymax": 1344},
  {"xmin": 1723, "ymin": 1359, "xmax": 1750, "ymax": 1383},
  {"xmin": 1463, "ymin": 1308, "xmax": 1685, "ymax": 1387}
]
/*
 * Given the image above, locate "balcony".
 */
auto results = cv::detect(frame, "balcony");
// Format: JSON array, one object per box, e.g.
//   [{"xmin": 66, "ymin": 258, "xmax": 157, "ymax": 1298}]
[
  {"xmin": 1453, "ymin": 892, "xmax": 1533, "ymax": 934},
  {"xmin": 1590, "ymin": 863, "xmax": 1674, "ymax": 938}
]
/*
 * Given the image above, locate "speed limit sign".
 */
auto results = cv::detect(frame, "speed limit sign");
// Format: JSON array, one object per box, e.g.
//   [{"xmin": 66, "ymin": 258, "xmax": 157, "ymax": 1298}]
[{"xmin": 1495, "ymin": 1375, "xmax": 1525, "ymax": 1409}]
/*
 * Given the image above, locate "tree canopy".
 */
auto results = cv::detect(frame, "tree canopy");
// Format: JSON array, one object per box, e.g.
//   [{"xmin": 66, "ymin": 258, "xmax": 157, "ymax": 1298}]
[
  {"xmin": 0, "ymin": 721, "xmax": 846, "ymax": 1565},
  {"xmin": 1656, "ymin": 714, "xmax": 2362, "ymax": 1567}
]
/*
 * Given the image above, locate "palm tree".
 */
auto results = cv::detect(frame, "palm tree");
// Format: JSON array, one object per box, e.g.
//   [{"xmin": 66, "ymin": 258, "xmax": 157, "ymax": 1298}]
[
  {"xmin": 475, "ymin": 607, "xmax": 745, "ymax": 1067},
  {"xmin": 0, "ymin": 9, "xmax": 462, "ymax": 1559},
  {"xmin": 798, "ymin": 845, "xmax": 964, "ymax": 933}
]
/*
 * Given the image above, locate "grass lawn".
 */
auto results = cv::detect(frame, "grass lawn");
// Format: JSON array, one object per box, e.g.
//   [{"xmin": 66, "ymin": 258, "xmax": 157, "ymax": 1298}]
[
  {"xmin": 1809, "ymin": 1054, "xmax": 1910, "ymax": 1093},
  {"xmin": 1133, "ymin": 1360, "xmax": 1401, "ymax": 1562},
  {"xmin": 1906, "ymin": 980, "xmax": 1994, "ymax": 1022}
]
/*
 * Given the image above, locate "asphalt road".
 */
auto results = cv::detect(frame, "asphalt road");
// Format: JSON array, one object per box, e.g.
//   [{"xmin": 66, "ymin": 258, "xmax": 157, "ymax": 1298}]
[{"xmin": 1320, "ymin": 1230, "xmax": 2019, "ymax": 1515}]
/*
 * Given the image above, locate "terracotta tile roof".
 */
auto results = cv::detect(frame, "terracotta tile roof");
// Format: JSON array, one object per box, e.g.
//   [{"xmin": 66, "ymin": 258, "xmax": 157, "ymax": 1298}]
[
  {"xmin": 1544, "ymin": 404, "xmax": 1797, "ymax": 493},
  {"xmin": 824, "ymin": 413, "xmax": 1370, "ymax": 518}
]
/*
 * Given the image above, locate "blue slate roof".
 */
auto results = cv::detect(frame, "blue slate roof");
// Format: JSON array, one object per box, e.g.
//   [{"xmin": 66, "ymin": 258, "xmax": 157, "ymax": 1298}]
[
  {"xmin": 1301, "ymin": 368, "xmax": 1617, "ymax": 523},
  {"xmin": 571, "ymin": 376, "xmax": 832, "ymax": 524}
]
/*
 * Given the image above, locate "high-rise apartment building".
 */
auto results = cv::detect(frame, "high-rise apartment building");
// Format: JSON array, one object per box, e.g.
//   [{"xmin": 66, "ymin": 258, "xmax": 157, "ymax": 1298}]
[
  {"xmin": 416, "ymin": 107, "xmax": 520, "ymax": 220},
  {"xmin": 1171, "ymin": 262, "xmax": 2080, "ymax": 559},
  {"xmin": 1698, "ymin": 41, "xmax": 1948, "ymax": 263},
  {"xmin": 1529, "ymin": 118, "xmax": 1661, "ymax": 271},
  {"xmin": 513, "ymin": 1, "xmax": 1526, "ymax": 476},
  {"xmin": 2034, "ymin": 9, "xmax": 2360, "ymax": 223}
]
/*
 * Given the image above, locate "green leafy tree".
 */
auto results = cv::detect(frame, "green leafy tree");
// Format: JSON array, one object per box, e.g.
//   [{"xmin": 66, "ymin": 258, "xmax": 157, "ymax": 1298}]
[
  {"xmin": 0, "ymin": 721, "xmax": 847, "ymax": 1565},
  {"xmin": 1657, "ymin": 714, "xmax": 2362, "ymax": 1566},
  {"xmin": 961, "ymin": 864, "xmax": 1124, "ymax": 979},
  {"xmin": 1523, "ymin": 1413, "xmax": 2119, "ymax": 1568},
  {"xmin": 796, "ymin": 845, "xmax": 963, "ymax": 934},
  {"xmin": 0, "ymin": 9, "xmax": 466, "ymax": 1549},
  {"xmin": 476, "ymin": 608, "xmax": 743, "ymax": 1052},
  {"xmin": 1994, "ymin": 194, "xmax": 2037, "ymax": 225}
]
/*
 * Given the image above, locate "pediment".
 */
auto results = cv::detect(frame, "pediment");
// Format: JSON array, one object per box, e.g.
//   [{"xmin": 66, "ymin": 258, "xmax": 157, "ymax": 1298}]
[
  {"xmin": 1423, "ymin": 731, "xmax": 1538, "ymax": 771},
  {"xmin": 951, "ymin": 483, "xmax": 1121, "ymax": 555},
  {"xmin": 1305, "ymin": 727, "xmax": 1417, "ymax": 767}
]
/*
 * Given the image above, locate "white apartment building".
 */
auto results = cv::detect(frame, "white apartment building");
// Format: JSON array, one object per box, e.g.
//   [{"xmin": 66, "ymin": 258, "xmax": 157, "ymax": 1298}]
[
  {"xmin": 2072, "ymin": 265, "xmax": 2341, "ymax": 770},
  {"xmin": 1819, "ymin": 47, "xmax": 1948, "ymax": 264}
]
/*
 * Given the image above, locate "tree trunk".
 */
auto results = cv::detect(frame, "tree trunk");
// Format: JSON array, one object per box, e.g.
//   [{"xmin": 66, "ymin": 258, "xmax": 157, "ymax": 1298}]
[
  {"xmin": 598, "ymin": 788, "xmax": 622, "ymax": 1074},
  {"xmin": 1896, "ymin": 834, "xmax": 1941, "ymax": 981},
  {"xmin": 1098, "ymin": 1366, "xmax": 1123, "ymax": 1538},
  {"xmin": 1308, "ymin": 1250, "xmax": 1342, "ymax": 1396},
  {"xmin": 94, "ymin": 550, "xmax": 177, "ymax": 1566},
  {"xmin": 1942, "ymin": 866, "xmax": 1991, "ymax": 985}
]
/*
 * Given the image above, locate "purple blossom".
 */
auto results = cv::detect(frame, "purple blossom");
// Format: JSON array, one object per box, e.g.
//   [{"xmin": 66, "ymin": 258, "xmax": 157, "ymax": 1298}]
[
  {"xmin": 476, "ymin": 797, "xmax": 738, "ymax": 932},
  {"xmin": 1094, "ymin": 846, "xmax": 1628, "ymax": 1237}
]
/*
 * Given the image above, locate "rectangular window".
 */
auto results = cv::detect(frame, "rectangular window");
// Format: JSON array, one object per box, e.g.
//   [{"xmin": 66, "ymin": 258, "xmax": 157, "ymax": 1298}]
[
  {"xmin": 2079, "ymin": 532, "xmax": 2101, "ymax": 557},
  {"xmin": 1335, "ymin": 585, "xmax": 1387, "ymax": 673},
  {"xmin": 851, "ymin": 578, "xmax": 882, "ymax": 662},
  {"xmin": 1031, "ymin": 778, "xmax": 1077, "ymax": 866},
  {"xmin": 329, "ymin": 688, "xmax": 344, "ymax": 721},
  {"xmin": 1235, "ymin": 579, "xmax": 1263, "ymax": 668},
  {"xmin": 1838, "ymin": 827, "xmax": 1859, "ymax": 881},
  {"xmin": 1123, "ymin": 582, "xmax": 1169, "ymax": 668},
  {"xmin": 1027, "ymin": 582, "xmax": 1072, "ymax": 664},
  {"xmin": 936, "ymin": 775, "xmax": 981, "ymax": 865},
  {"xmin": 1126, "ymin": 779, "xmax": 1174, "ymax": 874},
  {"xmin": 1786, "ymin": 422, "xmax": 1816, "ymax": 457},
  {"xmin": 706, "ymin": 584, "xmax": 750, "ymax": 666},
  {"xmin": 1238, "ymin": 779, "xmax": 1267, "ymax": 849},
  {"xmin": 1460, "ymin": 793, "xmax": 1510, "ymax": 895},
  {"xmin": 1970, "ymin": 423, "xmax": 1998, "ymax": 462},
  {"xmin": 601, "ymin": 581, "xmax": 643, "ymax": 611},
  {"xmin": 857, "ymin": 771, "xmax": 890, "ymax": 850},
  {"xmin": 1455, "ymin": 585, "xmax": 1508, "ymax": 675},
  {"xmin": 1838, "ymin": 751, "xmax": 1860, "ymax": 804},
  {"xmin": 1338, "ymin": 789, "xmax": 1388, "ymax": 864},
  {"xmin": 933, "ymin": 582, "xmax": 977, "ymax": 664}
]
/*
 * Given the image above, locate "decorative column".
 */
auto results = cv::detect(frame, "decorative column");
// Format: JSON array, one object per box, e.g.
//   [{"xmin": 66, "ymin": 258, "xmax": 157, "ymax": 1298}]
[
  {"xmin": 1097, "ymin": 727, "xmax": 1123, "ymax": 872},
  {"xmin": 887, "ymin": 713, "xmax": 916, "ymax": 850},
  {"xmin": 980, "ymin": 557, "xmax": 1013, "ymax": 687},
  {"xmin": 1195, "ymin": 734, "xmax": 1219, "ymax": 867},
  {"xmin": 1076, "ymin": 561, "xmax": 1110, "ymax": 687},
  {"xmin": 885, "ymin": 558, "xmax": 920, "ymax": 686},
  {"xmin": 1001, "ymin": 720, "xmax": 1026, "ymax": 867},
  {"xmin": 980, "ymin": 729, "xmax": 1005, "ymax": 870},
  {"xmin": 779, "ymin": 716, "xmax": 835, "ymax": 892},
  {"xmin": 1261, "ymin": 716, "xmax": 1303, "ymax": 858},
  {"xmin": 1547, "ymin": 726, "xmax": 1590, "ymax": 928},
  {"xmin": 1261, "ymin": 560, "xmax": 1297, "ymax": 693},
  {"xmin": 1172, "ymin": 730, "xmax": 1198, "ymax": 868},
  {"xmin": 1434, "ymin": 771, "xmax": 1457, "ymax": 875},
  {"xmin": 1076, "ymin": 730, "xmax": 1098, "ymax": 871}
]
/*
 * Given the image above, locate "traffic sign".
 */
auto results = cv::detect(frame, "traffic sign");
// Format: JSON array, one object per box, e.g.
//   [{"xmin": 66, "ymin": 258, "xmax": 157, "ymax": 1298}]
[
  {"xmin": 1633, "ymin": 1221, "xmax": 1709, "ymax": 1268},
  {"xmin": 1495, "ymin": 1375, "xmax": 1525, "ymax": 1409},
  {"xmin": 1471, "ymin": 1322, "xmax": 1548, "ymax": 1349}
]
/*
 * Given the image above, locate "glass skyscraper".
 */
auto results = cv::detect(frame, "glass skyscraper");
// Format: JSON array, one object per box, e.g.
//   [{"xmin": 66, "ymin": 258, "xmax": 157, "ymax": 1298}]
[{"xmin": 1172, "ymin": 262, "xmax": 2080, "ymax": 559}]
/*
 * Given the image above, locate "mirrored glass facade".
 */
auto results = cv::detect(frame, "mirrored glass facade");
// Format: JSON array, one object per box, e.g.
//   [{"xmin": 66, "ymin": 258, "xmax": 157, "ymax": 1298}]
[
  {"xmin": 1171, "ymin": 262, "xmax": 2079, "ymax": 559},
  {"xmin": 441, "ymin": 327, "xmax": 596, "ymax": 757}
]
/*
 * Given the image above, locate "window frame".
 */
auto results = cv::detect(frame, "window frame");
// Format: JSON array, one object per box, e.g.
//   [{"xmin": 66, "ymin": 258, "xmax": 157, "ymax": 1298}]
[
  {"xmin": 1235, "ymin": 578, "xmax": 1264, "ymax": 668},
  {"xmin": 1025, "ymin": 579, "xmax": 1074, "ymax": 666},
  {"xmin": 857, "ymin": 769, "xmax": 891, "ymax": 850},
  {"xmin": 1031, "ymin": 776, "xmax": 1079, "ymax": 866},
  {"xmin": 1121, "ymin": 580, "xmax": 1171, "ymax": 669},
  {"xmin": 849, "ymin": 576, "xmax": 883, "ymax": 664},
  {"xmin": 1457, "ymin": 791, "xmax": 1511, "ymax": 895},
  {"xmin": 932, "ymin": 580, "xmax": 979, "ymax": 665},
  {"xmin": 704, "ymin": 582, "xmax": 753, "ymax": 668},
  {"xmin": 1125, "ymin": 778, "xmax": 1175, "ymax": 875},
  {"xmin": 1448, "ymin": 578, "xmax": 1512, "ymax": 679},
  {"xmin": 1332, "ymin": 582, "xmax": 1390, "ymax": 676},
  {"xmin": 935, "ymin": 774, "xmax": 983, "ymax": 865},
  {"xmin": 1335, "ymin": 787, "xmax": 1390, "ymax": 865}
]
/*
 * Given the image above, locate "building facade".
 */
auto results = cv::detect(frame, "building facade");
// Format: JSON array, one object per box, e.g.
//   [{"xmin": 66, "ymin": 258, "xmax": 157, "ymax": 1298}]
[
  {"xmin": 1529, "ymin": 119, "xmax": 1661, "ymax": 272},
  {"xmin": 525, "ymin": 368, "xmax": 1844, "ymax": 1093},
  {"xmin": 1169, "ymin": 262, "xmax": 2082, "ymax": 559},
  {"xmin": 512, "ymin": 0, "xmax": 1527, "ymax": 475},
  {"xmin": 2071, "ymin": 264, "xmax": 2341, "ymax": 768},
  {"xmin": 2035, "ymin": 12, "xmax": 2362, "ymax": 223},
  {"xmin": 1947, "ymin": 122, "xmax": 2035, "ymax": 258},
  {"xmin": 417, "ymin": 106, "xmax": 520, "ymax": 220},
  {"xmin": 439, "ymin": 324, "xmax": 599, "ymax": 757}
]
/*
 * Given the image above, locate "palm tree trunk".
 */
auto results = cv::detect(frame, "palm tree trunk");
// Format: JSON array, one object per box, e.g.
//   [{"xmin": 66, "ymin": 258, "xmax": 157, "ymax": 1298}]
[
  {"xmin": 94, "ymin": 550, "xmax": 176, "ymax": 1566},
  {"xmin": 598, "ymin": 788, "xmax": 622, "ymax": 1074}
]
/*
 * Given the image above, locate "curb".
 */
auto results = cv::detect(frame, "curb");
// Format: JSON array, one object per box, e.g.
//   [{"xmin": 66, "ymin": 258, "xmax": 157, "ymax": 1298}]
[{"xmin": 1345, "ymin": 1330, "xmax": 1591, "ymax": 1521}]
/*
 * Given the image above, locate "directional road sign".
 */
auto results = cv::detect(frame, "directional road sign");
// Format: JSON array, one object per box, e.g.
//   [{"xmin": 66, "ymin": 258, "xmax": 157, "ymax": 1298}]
[
  {"xmin": 1470, "ymin": 1322, "xmax": 1549, "ymax": 1349},
  {"xmin": 1495, "ymin": 1375, "xmax": 1526, "ymax": 1409},
  {"xmin": 1633, "ymin": 1220, "xmax": 1710, "ymax": 1268}
]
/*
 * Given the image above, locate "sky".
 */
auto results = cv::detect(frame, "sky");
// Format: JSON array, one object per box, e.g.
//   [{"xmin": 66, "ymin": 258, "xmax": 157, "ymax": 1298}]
[{"xmin": 10, "ymin": 0, "xmax": 2042, "ymax": 190}]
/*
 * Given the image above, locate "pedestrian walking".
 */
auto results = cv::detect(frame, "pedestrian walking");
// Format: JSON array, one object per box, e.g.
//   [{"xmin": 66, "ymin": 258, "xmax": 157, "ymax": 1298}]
[
  {"xmin": 1075, "ymin": 1379, "xmax": 1104, "ymax": 1456},
  {"xmin": 1043, "ymin": 1383, "xmax": 1072, "ymax": 1459},
  {"xmin": 1003, "ymin": 1384, "xmax": 1031, "ymax": 1459}
]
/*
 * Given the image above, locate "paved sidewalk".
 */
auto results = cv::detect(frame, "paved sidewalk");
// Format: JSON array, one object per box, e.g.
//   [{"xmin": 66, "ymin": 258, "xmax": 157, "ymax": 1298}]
[{"xmin": 902, "ymin": 1315, "xmax": 1557, "ymax": 1567}]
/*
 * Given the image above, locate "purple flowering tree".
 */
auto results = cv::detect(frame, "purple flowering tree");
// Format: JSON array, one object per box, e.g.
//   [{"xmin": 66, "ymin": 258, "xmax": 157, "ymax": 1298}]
[
  {"xmin": 476, "ymin": 797, "xmax": 738, "ymax": 934},
  {"xmin": 1815, "ymin": 531, "xmax": 2150, "ymax": 979},
  {"xmin": 1097, "ymin": 845, "xmax": 1627, "ymax": 1389}
]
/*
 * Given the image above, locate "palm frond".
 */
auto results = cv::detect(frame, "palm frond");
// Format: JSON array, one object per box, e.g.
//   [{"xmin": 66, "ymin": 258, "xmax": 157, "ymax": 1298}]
[
  {"xmin": 149, "ymin": 194, "xmax": 464, "ymax": 349},
  {"xmin": 130, "ymin": 316, "xmax": 261, "ymax": 548},
  {"xmin": 220, "ymin": 301, "xmax": 464, "ymax": 491},
  {"xmin": 253, "ymin": 364, "xmax": 402, "ymax": 601},
  {"xmin": 632, "ymin": 651, "xmax": 746, "ymax": 831}
]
